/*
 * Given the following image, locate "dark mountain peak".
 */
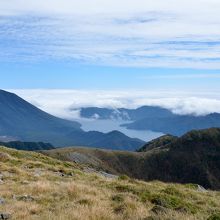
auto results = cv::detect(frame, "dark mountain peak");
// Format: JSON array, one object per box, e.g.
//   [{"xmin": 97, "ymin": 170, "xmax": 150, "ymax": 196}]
[
  {"xmin": 135, "ymin": 105, "xmax": 170, "ymax": 111},
  {"xmin": 0, "ymin": 89, "xmax": 14, "ymax": 94},
  {"xmin": 106, "ymin": 130, "xmax": 126, "ymax": 136},
  {"xmin": 0, "ymin": 89, "xmax": 28, "ymax": 102},
  {"xmin": 182, "ymin": 127, "xmax": 220, "ymax": 139},
  {"xmin": 139, "ymin": 127, "xmax": 220, "ymax": 153},
  {"xmin": 138, "ymin": 134, "xmax": 177, "ymax": 152},
  {"xmin": 207, "ymin": 112, "xmax": 220, "ymax": 118},
  {"xmin": 0, "ymin": 89, "xmax": 82, "ymax": 145},
  {"xmin": 171, "ymin": 127, "xmax": 220, "ymax": 153},
  {"xmin": 0, "ymin": 89, "xmax": 9, "ymax": 94}
]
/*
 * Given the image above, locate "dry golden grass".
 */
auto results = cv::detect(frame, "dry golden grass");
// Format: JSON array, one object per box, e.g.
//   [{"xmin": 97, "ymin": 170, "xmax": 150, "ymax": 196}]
[{"xmin": 0, "ymin": 146, "xmax": 220, "ymax": 220}]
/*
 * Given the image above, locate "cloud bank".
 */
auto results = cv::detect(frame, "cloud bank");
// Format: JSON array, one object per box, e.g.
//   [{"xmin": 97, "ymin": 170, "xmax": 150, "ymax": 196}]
[
  {"xmin": 10, "ymin": 89, "xmax": 220, "ymax": 119},
  {"xmin": 1, "ymin": 0, "xmax": 220, "ymax": 68}
]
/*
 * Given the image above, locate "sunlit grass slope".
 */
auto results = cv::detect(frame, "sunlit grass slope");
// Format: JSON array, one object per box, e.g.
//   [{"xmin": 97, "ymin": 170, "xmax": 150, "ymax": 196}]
[{"xmin": 0, "ymin": 146, "xmax": 220, "ymax": 220}]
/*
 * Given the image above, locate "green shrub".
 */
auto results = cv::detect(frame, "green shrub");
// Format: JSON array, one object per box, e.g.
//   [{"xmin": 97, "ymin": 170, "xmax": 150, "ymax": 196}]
[
  {"xmin": 115, "ymin": 184, "xmax": 136, "ymax": 193},
  {"xmin": 112, "ymin": 194, "xmax": 124, "ymax": 203},
  {"xmin": 118, "ymin": 175, "xmax": 130, "ymax": 181},
  {"xmin": 208, "ymin": 213, "xmax": 220, "ymax": 220},
  {"xmin": 150, "ymin": 194, "xmax": 198, "ymax": 214},
  {"xmin": 114, "ymin": 204, "xmax": 125, "ymax": 214},
  {"xmin": 139, "ymin": 190, "xmax": 152, "ymax": 203},
  {"xmin": 162, "ymin": 186, "xmax": 183, "ymax": 197},
  {"xmin": 77, "ymin": 199, "xmax": 92, "ymax": 206},
  {"xmin": 185, "ymin": 183, "xmax": 198, "ymax": 189}
]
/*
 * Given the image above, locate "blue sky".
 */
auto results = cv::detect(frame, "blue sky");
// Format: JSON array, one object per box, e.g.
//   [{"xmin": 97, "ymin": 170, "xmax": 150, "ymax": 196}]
[
  {"xmin": 1, "ymin": 61, "xmax": 220, "ymax": 91},
  {"xmin": 1, "ymin": 0, "xmax": 220, "ymax": 91},
  {"xmin": 0, "ymin": 0, "xmax": 220, "ymax": 88},
  {"xmin": 1, "ymin": 0, "xmax": 220, "ymax": 116}
]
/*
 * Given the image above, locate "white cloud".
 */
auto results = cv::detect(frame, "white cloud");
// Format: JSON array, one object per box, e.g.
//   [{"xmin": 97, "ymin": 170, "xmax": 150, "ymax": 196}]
[
  {"xmin": 9, "ymin": 89, "xmax": 220, "ymax": 119},
  {"xmin": 0, "ymin": 0, "xmax": 219, "ymax": 16},
  {"xmin": 139, "ymin": 73, "xmax": 220, "ymax": 79},
  {"xmin": 1, "ymin": 0, "xmax": 220, "ymax": 68}
]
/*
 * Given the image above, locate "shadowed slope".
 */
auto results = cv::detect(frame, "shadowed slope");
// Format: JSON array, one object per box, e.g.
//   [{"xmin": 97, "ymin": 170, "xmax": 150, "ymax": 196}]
[
  {"xmin": 43, "ymin": 128, "xmax": 220, "ymax": 190},
  {"xmin": 0, "ymin": 89, "xmax": 81, "ymax": 145}
]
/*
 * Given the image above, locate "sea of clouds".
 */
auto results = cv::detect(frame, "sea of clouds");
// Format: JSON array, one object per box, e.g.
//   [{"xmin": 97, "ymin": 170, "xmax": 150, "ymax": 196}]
[{"xmin": 9, "ymin": 89, "xmax": 220, "ymax": 120}]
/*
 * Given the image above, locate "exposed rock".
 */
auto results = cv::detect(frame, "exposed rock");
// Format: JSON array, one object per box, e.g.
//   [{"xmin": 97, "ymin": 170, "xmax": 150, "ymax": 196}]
[
  {"xmin": 0, "ymin": 198, "xmax": 5, "ymax": 205},
  {"xmin": 197, "ymin": 185, "xmax": 207, "ymax": 192},
  {"xmin": 67, "ymin": 152, "xmax": 100, "ymax": 166},
  {"xmin": 1, "ymin": 172, "xmax": 13, "ymax": 178},
  {"xmin": 0, "ymin": 152, "xmax": 11, "ymax": 162},
  {"xmin": 175, "ymin": 207, "xmax": 188, "ymax": 213},
  {"xmin": 151, "ymin": 205, "xmax": 168, "ymax": 214},
  {"xmin": 21, "ymin": 180, "xmax": 30, "ymax": 185},
  {"xmin": 14, "ymin": 195, "xmax": 35, "ymax": 202},
  {"xmin": 54, "ymin": 170, "xmax": 74, "ymax": 177},
  {"xmin": 99, "ymin": 171, "xmax": 118, "ymax": 179},
  {"xmin": 83, "ymin": 167, "xmax": 96, "ymax": 173},
  {"xmin": 83, "ymin": 168, "xmax": 118, "ymax": 179},
  {"xmin": 0, "ymin": 173, "xmax": 4, "ymax": 185},
  {"xmin": 33, "ymin": 168, "xmax": 44, "ymax": 177},
  {"xmin": 0, "ymin": 213, "xmax": 11, "ymax": 220}
]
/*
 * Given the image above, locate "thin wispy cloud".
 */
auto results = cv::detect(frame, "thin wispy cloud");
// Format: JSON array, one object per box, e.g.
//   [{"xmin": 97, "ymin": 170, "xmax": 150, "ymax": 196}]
[
  {"xmin": 1, "ymin": 0, "xmax": 220, "ymax": 68},
  {"xmin": 140, "ymin": 73, "xmax": 220, "ymax": 79}
]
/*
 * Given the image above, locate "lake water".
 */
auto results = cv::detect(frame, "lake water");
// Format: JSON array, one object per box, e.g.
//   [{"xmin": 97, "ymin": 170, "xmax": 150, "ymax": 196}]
[{"xmin": 75, "ymin": 119, "xmax": 163, "ymax": 142}]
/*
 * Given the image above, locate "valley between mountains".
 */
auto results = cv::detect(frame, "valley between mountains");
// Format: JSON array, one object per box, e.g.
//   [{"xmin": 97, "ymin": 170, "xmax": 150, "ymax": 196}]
[{"xmin": 0, "ymin": 89, "xmax": 220, "ymax": 220}]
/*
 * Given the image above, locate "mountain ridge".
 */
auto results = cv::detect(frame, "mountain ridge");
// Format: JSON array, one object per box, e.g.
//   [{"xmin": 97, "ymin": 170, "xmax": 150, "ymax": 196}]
[
  {"xmin": 78, "ymin": 106, "xmax": 174, "ymax": 120},
  {"xmin": 0, "ymin": 89, "xmax": 144, "ymax": 150},
  {"xmin": 122, "ymin": 113, "xmax": 220, "ymax": 136},
  {"xmin": 43, "ymin": 127, "xmax": 220, "ymax": 190},
  {"xmin": 78, "ymin": 106, "xmax": 220, "ymax": 136}
]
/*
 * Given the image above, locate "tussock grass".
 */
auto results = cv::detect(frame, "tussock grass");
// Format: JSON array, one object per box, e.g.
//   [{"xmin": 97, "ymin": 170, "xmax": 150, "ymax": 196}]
[{"xmin": 0, "ymin": 146, "xmax": 220, "ymax": 220}]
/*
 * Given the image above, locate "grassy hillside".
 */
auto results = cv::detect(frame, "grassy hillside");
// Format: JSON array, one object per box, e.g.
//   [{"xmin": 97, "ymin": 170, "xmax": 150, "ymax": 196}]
[
  {"xmin": 0, "ymin": 146, "xmax": 220, "ymax": 219},
  {"xmin": 43, "ymin": 128, "xmax": 220, "ymax": 190},
  {"xmin": 43, "ymin": 146, "xmax": 144, "ymax": 176}
]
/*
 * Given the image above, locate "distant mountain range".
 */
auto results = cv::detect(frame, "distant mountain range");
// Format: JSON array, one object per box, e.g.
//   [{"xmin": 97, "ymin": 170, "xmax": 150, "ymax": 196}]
[
  {"xmin": 79, "ymin": 106, "xmax": 220, "ymax": 136},
  {"xmin": 122, "ymin": 113, "xmax": 220, "ymax": 136},
  {"xmin": 0, "ymin": 141, "xmax": 55, "ymax": 151},
  {"xmin": 0, "ymin": 90, "xmax": 144, "ymax": 150},
  {"xmin": 79, "ymin": 106, "xmax": 173, "ymax": 120},
  {"xmin": 44, "ymin": 128, "xmax": 220, "ymax": 190}
]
